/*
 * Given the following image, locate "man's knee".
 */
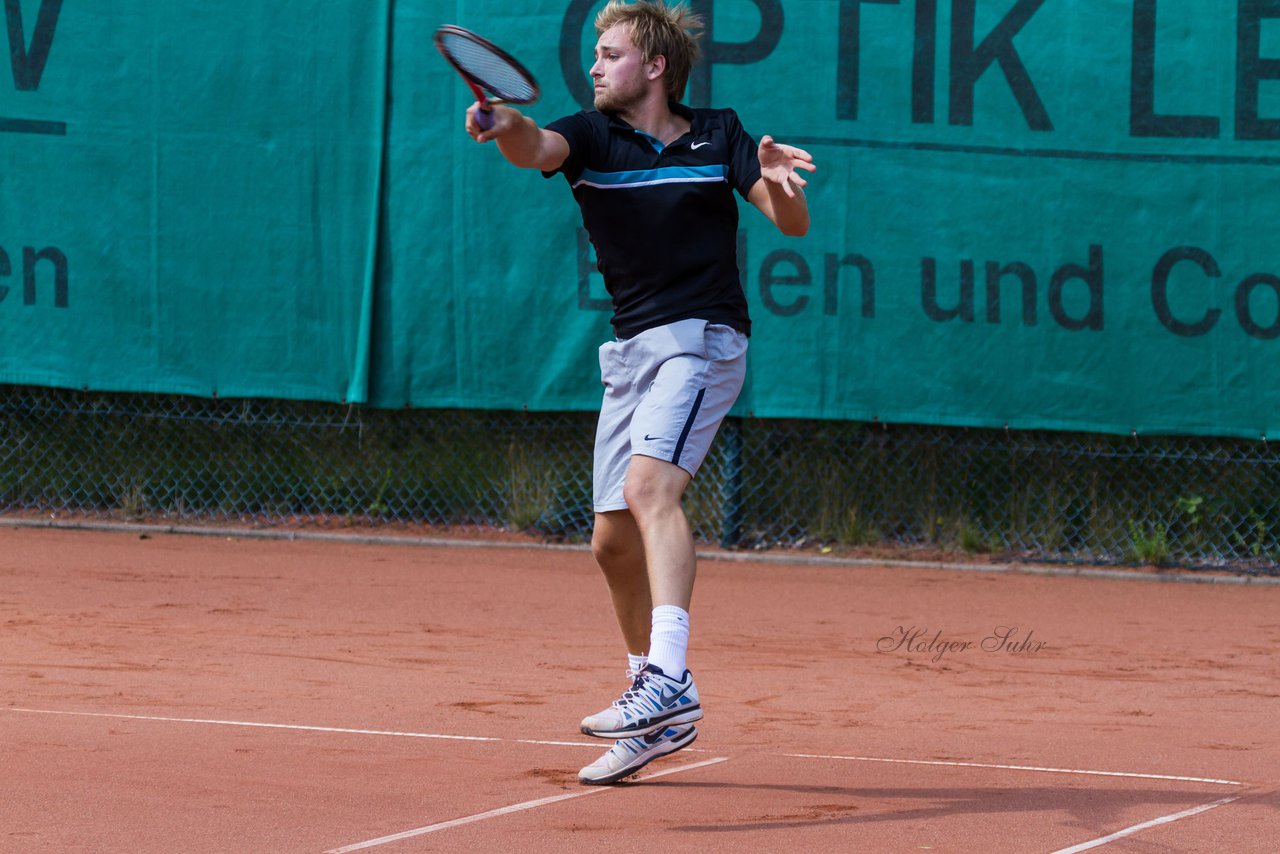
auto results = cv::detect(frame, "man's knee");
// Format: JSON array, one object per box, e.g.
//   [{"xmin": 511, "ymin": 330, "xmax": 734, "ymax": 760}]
[
  {"xmin": 622, "ymin": 456, "xmax": 690, "ymax": 520},
  {"xmin": 591, "ymin": 528, "xmax": 625, "ymax": 568},
  {"xmin": 591, "ymin": 512, "xmax": 640, "ymax": 569}
]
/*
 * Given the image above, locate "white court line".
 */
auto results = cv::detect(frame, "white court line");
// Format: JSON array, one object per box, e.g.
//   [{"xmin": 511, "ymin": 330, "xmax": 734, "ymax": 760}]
[
  {"xmin": 10, "ymin": 708, "xmax": 1244, "ymax": 787},
  {"xmin": 783, "ymin": 753, "xmax": 1245, "ymax": 787},
  {"xmin": 5, "ymin": 707, "xmax": 599, "ymax": 749},
  {"xmin": 12, "ymin": 705, "xmax": 1256, "ymax": 850},
  {"xmin": 324, "ymin": 756, "xmax": 731, "ymax": 853},
  {"xmin": 1050, "ymin": 795, "xmax": 1242, "ymax": 853}
]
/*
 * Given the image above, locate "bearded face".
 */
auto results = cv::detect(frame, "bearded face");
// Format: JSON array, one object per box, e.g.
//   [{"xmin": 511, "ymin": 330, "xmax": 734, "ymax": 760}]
[{"xmin": 590, "ymin": 24, "xmax": 654, "ymax": 115}]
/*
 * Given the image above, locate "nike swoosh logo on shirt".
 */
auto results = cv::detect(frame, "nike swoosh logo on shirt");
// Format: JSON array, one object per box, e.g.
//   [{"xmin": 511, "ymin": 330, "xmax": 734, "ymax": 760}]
[{"xmin": 690, "ymin": 141, "xmax": 711, "ymax": 149}]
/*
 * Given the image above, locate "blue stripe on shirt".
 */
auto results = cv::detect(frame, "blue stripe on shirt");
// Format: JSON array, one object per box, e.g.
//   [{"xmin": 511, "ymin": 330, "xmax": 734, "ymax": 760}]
[{"xmin": 573, "ymin": 164, "xmax": 728, "ymax": 190}]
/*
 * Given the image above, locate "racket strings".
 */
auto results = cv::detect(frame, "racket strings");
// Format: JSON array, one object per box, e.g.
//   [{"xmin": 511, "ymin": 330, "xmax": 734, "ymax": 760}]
[{"xmin": 440, "ymin": 35, "xmax": 537, "ymax": 102}]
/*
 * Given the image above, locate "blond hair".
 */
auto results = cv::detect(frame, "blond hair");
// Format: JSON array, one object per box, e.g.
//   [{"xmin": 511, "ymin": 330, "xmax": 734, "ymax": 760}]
[{"xmin": 595, "ymin": 1, "xmax": 703, "ymax": 101}]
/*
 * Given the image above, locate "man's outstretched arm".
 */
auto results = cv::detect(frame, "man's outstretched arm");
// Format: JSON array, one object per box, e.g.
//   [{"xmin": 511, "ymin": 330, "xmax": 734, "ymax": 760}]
[{"xmin": 466, "ymin": 103, "xmax": 569, "ymax": 172}]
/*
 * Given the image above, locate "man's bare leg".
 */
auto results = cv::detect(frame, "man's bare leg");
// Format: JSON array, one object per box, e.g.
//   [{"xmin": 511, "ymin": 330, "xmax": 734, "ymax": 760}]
[
  {"xmin": 591, "ymin": 509, "xmax": 652, "ymax": 656},
  {"xmin": 622, "ymin": 454, "xmax": 695, "ymax": 610}
]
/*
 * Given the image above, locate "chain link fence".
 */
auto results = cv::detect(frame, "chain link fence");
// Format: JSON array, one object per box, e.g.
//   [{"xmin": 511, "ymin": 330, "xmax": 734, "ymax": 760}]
[{"xmin": 2, "ymin": 384, "xmax": 1277, "ymax": 572}]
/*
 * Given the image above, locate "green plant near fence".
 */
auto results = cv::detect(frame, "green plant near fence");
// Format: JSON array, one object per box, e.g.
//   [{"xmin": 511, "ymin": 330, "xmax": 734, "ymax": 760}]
[{"xmin": 1, "ymin": 385, "xmax": 1277, "ymax": 573}]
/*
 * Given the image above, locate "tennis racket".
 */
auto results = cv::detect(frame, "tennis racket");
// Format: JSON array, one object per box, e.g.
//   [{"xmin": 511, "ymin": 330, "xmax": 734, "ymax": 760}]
[{"xmin": 434, "ymin": 25, "xmax": 540, "ymax": 131}]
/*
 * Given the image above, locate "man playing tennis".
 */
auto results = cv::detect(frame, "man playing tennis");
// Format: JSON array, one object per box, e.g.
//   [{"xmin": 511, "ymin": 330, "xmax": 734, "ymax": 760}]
[{"xmin": 464, "ymin": 0, "xmax": 814, "ymax": 784}]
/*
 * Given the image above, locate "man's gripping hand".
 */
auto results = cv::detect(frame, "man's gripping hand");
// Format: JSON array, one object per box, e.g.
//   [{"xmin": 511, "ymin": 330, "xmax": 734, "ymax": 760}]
[
  {"xmin": 466, "ymin": 102, "xmax": 521, "ymax": 143},
  {"xmin": 463, "ymin": 102, "xmax": 569, "ymax": 172}
]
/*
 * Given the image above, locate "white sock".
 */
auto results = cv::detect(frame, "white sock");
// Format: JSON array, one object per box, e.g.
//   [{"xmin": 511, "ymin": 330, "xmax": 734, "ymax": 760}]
[
  {"xmin": 627, "ymin": 652, "xmax": 648, "ymax": 676},
  {"xmin": 646, "ymin": 605, "xmax": 690, "ymax": 677}
]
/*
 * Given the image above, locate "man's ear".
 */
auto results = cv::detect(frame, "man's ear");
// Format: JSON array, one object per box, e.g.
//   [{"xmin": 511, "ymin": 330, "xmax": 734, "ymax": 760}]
[{"xmin": 647, "ymin": 54, "xmax": 667, "ymax": 81}]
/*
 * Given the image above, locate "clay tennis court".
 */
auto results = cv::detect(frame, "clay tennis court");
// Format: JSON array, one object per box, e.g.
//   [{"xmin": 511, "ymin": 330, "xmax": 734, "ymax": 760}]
[{"xmin": 3, "ymin": 524, "xmax": 1278, "ymax": 852}]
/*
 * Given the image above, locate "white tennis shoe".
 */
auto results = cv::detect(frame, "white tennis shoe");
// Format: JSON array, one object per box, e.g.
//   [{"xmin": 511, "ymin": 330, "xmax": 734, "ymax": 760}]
[
  {"xmin": 577, "ymin": 722, "xmax": 698, "ymax": 785},
  {"xmin": 580, "ymin": 664, "xmax": 702, "ymax": 738}
]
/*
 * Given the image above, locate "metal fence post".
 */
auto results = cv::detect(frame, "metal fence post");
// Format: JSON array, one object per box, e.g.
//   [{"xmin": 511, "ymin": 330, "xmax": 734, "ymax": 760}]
[{"xmin": 719, "ymin": 416, "xmax": 744, "ymax": 548}]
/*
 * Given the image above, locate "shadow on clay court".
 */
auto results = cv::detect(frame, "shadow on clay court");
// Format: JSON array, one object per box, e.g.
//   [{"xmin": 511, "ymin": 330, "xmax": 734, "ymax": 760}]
[{"xmin": 633, "ymin": 781, "xmax": 1254, "ymax": 834}]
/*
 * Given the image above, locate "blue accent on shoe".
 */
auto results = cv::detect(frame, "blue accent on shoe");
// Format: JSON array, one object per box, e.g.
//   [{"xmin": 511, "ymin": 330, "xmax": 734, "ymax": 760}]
[
  {"xmin": 578, "ymin": 723, "xmax": 698, "ymax": 785},
  {"xmin": 580, "ymin": 664, "xmax": 703, "ymax": 738}
]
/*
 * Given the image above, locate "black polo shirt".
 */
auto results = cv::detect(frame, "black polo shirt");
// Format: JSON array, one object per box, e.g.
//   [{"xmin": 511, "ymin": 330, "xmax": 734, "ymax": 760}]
[{"xmin": 543, "ymin": 103, "xmax": 761, "ymax": 338}]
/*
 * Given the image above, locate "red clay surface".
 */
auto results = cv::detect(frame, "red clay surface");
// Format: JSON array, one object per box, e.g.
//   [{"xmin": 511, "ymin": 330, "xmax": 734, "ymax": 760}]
[{"xmin": 2, "ymin": 525, "xmax": 1278, "ymax": 852}]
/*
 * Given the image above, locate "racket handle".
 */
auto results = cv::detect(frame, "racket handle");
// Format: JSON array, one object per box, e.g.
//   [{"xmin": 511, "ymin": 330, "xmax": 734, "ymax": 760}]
[{"xmin": 476, "ymin": 107, "xmax": 494, "ymax": 131}]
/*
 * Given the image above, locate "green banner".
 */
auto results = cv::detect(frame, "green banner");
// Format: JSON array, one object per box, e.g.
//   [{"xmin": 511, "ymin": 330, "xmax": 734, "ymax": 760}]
[
  {"xmin": 4, "ymin": 1, "xmax": 1280, "ymax": 439},
  {"xmin": 373, "ymin": 0, "xmax": 1280, "ymax": 438},
  {"xmin": 0, "ymin": 0, "xmax": 387, "ymax": 401}
]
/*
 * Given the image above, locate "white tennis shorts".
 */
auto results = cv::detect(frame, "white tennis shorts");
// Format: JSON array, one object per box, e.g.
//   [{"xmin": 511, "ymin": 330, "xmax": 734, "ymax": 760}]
[{"xmin": 593, "ymin": 318, "xmax": 748, "ymax": 512}]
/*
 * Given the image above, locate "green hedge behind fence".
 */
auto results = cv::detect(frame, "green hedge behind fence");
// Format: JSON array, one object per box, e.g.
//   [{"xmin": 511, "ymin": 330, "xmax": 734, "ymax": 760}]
[{"xmin": 4, "ymin": 386, "xmax": 1278, "ymax": 572}]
